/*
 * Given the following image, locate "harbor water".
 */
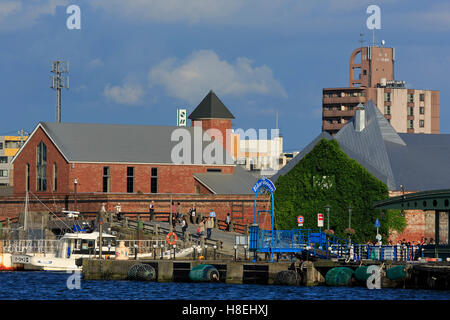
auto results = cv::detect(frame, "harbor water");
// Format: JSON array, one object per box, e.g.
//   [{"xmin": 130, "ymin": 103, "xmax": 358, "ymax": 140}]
[{"xmin": 1, "ymin": 271, "xmax": 450, "ymax": 300}]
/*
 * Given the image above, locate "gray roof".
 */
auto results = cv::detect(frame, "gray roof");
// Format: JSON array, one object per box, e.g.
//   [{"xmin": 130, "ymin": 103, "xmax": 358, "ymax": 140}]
[
  {"xmin": 271, "ymin": 131, "xmax": 332, "ymax": 182},
  {"xmin": 194, "ymin": 166, "xmax": 257, "ymax": 195},
  {"xmin": 188, "ymin": 90, "xmax": 235, "ymax": 120},
  {"xmin": 35, "ymin": 122, "xmax": 234, "ymax": 165},
  {"xmin": 273, "ymin": 100, "xmax": 450, "ymax": 192}
]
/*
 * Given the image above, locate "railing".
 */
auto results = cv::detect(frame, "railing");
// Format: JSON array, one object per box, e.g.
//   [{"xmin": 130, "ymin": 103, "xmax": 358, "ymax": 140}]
[
  {"xmin": 253, "ymin": 229, "xmax": 423, "ymax": 262},
  {"xmin": 0, "ymin": 239, "xmax": 62, "ymax": 254}
]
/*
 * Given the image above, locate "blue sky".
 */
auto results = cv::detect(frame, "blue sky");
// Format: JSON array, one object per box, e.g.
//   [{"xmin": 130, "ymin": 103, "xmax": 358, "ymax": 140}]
[{"xmin": 0, "ymin": 0, "xmax": 449, "ymax": 151}]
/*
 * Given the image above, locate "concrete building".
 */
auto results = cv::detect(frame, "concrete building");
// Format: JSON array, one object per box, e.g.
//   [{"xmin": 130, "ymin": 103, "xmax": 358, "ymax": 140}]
[
  {"xmin": 323, "ymin": 44, "xmax": 440, "ymax": 135},
  {"xmin": 0, "ymin": 135, "xmax": 28, "ymax": 186}
]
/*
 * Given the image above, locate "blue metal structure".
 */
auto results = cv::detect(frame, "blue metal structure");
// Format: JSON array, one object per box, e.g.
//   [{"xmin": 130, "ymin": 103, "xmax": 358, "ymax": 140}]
[
  {"xmin": 248, "ymin": 178, "xmax": 422, "ymax": 262},
  {"xmin": 253, "ymin": 228, "xmax": 422, "ymax": 261}
]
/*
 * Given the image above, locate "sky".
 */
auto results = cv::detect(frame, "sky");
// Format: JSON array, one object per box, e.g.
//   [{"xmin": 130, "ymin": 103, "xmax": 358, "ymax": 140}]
[{"xmin": 0, "ymin": 0, "xmax": 449, "ymax": 152}]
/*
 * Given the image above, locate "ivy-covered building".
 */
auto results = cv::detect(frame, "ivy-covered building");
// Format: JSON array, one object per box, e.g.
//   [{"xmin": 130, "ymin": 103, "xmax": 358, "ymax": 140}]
[{"xmin": 272, "ymin": 100, "xmax": 450, "ymax": 242}]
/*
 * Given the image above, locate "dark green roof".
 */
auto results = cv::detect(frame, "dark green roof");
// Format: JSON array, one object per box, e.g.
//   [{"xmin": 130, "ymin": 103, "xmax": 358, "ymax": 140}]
[{"xmin": 188, "ymin": 90, "xmax": 235, "ymax": 120}]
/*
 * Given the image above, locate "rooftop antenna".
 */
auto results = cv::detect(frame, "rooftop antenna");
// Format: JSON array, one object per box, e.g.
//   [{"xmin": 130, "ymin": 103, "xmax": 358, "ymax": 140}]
[
  {"xmin": 359, "ymin": 33, "xmax": 365, "ymax": 48},
  {"xmin": 50, "ymin": 60, "xmax": 69, "ymax": 123}
]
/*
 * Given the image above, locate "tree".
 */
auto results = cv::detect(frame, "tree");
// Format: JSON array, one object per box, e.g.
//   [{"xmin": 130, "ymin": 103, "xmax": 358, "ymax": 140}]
[{"xmin": 274, "ymin": 139, "xmax": 405, "ymax": 243}]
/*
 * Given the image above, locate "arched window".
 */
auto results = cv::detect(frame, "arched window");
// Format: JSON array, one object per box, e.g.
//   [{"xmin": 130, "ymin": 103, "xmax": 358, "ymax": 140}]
[
  {"xmin": 53, "ymin": 163, "xmax": 57, "ymax": 192},
  {"xmin": 36, "ymin": 141, "xmax": 47, "ymax": 191}
]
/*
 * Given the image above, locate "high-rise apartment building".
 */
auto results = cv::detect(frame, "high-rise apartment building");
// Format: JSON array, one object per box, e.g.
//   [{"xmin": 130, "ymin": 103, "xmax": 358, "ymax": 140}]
[{"xmin": 322, "ymin": 44, "xmax": 440, "ymax": 135}]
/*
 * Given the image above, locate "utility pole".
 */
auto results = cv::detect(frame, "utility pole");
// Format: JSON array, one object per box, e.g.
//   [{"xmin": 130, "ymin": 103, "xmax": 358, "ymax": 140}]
[{"xmin": 50, "ymin": 60, "xmax": 69, "ymax": 123}]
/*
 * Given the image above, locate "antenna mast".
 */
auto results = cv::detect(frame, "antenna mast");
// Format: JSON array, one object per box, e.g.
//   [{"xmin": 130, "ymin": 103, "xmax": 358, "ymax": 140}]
[{"xmin": 50, "ymin": 60, "xmax": 69, "ymax": 123}]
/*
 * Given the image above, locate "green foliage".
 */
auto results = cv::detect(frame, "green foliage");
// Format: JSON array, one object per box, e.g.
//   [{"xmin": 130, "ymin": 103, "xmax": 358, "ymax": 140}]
[
  {"xmin": 274, "ymin": 139, "xmax": 403, "ymax": 243},
  {"xmin": 385, "ymin": 209, "xmax": 406, "ymax": 234}
]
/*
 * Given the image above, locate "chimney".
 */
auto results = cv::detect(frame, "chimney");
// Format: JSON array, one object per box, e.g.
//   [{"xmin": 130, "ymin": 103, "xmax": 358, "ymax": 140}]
[{"xmin": 354, "ymin": 106, "xmax": 365, "ymax": 132}]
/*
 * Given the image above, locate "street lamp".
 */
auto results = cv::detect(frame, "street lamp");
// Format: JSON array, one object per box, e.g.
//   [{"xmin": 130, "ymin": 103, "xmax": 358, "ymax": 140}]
[
  {"xmin": 153, "ymin": 244, "xmax": 157, "ymax": 259},
  {"xmin": 74, "ymin": 178, "xmax": 78, "ymax": 211},
  {"xmin": 348, "ymin": 205, "xmax": 352, "ymax": 241},
  {"xmin": 213, "ymin": 245, "xmax": 217, "ymax": 260},
  {"xmin": 324, "ymin": 205, "xmax": 331, "ymax": 230}
]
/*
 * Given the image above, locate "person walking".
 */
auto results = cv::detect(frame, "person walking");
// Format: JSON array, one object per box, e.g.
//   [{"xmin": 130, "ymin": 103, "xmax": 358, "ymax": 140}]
[
  {"xmin": 225, "ymin": 213, "xmax": 231, "ymax": 232},
  {"xmin": 149, "ymin": 201, "xmax": 155, "ymax": 222},
  {"xmin": 198, "ymin": 217, "xmax": 206, "ymax": 245},
  {"xmin": 177, "ymin": 202, "xmax": 182, "ymax": 223},
  {"xmin": 171, "ymin": 201, "xmax": 177, "ymax": 229},
  {"xmin": 181, "ymin": 216, "xmax": 188, "ymax": 240},
  {"xmin": 189, "ymin": 204, "xmax": 196, "ymax": 224},
  {"xmin": 209, "ymin": 208, "xmax": 216, "ymax": 228},
  {"xmin": 206, "ymin": 216, "xmax": 214, "ymax": 240},
  {"xmin": 115, "ymin": 203, "xmax": 122, "ymax": 221}
]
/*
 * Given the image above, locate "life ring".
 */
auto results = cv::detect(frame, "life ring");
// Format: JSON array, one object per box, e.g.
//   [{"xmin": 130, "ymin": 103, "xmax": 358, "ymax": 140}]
[{"xmin": 166, "ymin": 232, "xmax": 178, "ymax": 245}]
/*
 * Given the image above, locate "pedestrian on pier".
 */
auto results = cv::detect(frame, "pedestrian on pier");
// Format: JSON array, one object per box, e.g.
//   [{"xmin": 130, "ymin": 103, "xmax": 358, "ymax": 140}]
[
  {"xmin": 206, "ymin": 217, "xmax": 214, "ymax": 239},
  {"xmin": 149, "ymin": 201, "xmax": 155, "ymax": 222},
  {"xmin": 115, "ymin": 203, "xmax": 122, "ymax": 221},
  {"xmin": 209, "ymin": 209, "xmax": 216, "ymax": 228},
  {"xmin": 189, "ymin": 205, "xmax": 196, "ymax": 224},
  {"xmin": 181, "ymin": 216, "xmax": 188, "ymax": 240},
  {"xmin": 225, "ymin": 213, "xmax": 231, "ymax": 231}
]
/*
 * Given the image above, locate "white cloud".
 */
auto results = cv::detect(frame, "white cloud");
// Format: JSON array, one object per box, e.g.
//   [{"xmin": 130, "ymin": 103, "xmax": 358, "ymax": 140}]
[
  {"xmin": 89, "ymin": 58, "xmax": 104, "ymax": 67},
  {"xmin": 0, "ymin": 0, "xmax": 69, "ymax": 31},
  {"xmin": 104, "ymin": 83, "xmax": 144, "ymax": 106},
  {"xmin": 149, "ymin": 50, "xmax": 286, "ymax": 104}
]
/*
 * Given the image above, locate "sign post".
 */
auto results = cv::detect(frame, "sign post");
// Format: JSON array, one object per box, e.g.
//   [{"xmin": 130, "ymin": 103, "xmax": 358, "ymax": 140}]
[
  {"xmin": 297, "ymin": 215, "xmax": 304, "ymax": 227},
  {"xmin": 318, "ymin": 213, "xmax": 324, "ymax": 232},
  {"xmin": 374, "ymin": 218, "xmax": 381, "ymax": 243}
]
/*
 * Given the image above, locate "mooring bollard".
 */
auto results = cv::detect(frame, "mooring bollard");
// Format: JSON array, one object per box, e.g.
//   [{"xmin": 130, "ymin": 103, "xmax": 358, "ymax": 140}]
[
  {"xmin": 173, "ymin": 244, "xmax": 176, "ymax": 260},
  {"xmin": 244, "ymin": 245, "xmax": 247, "ymax": 261},
  {"xmin": 134, "ymin": 244, "xmax": 138, "ymax": 260},
  {"xmin": 234, "ymin": 245, "xmax": 237, "ymax": 261}
]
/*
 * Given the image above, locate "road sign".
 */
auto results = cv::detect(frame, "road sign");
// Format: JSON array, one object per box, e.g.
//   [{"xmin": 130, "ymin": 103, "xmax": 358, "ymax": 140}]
[
  {"xmin": 317, "ymin": 213, "xmax": 324, "ymax": 227},
  {"xmin": 297, "ymin": 216, "xmax": 304, "ymax": 224},
  {"xmin": 374, "ymin": 218, "xmax": 380, "ymax": 228},
  {"xmin": 376, "ymin": 234, "xmax": 382, "ymax": 241}
]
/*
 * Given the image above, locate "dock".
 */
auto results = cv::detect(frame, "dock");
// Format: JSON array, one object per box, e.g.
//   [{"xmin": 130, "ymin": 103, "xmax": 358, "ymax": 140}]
[{"xmin": 82, "ymin": 258, "xmax": 450, "ymax": 289}]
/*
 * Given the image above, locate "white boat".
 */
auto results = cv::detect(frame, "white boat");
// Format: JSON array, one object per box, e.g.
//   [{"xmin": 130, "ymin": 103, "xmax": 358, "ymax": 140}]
[{"xmin": 11, "ymin": 231, "xmax": 116, "ymax": 271}]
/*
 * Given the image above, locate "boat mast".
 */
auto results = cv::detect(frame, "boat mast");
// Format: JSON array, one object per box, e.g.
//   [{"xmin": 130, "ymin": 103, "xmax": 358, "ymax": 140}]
[{"xmin": 24, "ymin": 190, "xmax": 29, "ymax": 232}]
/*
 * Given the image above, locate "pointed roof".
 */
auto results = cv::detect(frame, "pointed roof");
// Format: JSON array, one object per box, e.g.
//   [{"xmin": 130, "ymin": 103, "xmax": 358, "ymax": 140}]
[{"xmin": 188, "ymin": 90, "xmax": 235, "ymax": 120}]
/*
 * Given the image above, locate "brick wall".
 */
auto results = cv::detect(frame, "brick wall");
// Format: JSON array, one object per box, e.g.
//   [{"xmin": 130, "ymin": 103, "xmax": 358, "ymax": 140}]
[
  {"xmin": 387, "ymin": 190, "xmax": 436, "ymax": 243},
  {"xmin": 13, "ymin": 126, "xmax": 235, "ymax": 196}
]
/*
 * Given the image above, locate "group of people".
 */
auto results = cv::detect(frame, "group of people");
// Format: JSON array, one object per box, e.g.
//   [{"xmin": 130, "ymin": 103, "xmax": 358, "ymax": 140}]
[{"xmin": 113, "ymin": 201, "xmax": 232, "ymax": 241}]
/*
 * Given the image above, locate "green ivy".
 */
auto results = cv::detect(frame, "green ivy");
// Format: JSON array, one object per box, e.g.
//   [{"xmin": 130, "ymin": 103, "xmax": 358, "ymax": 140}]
[{"xmin": 274, "ymin": 139, "xmax": 405, "ymax": 244}]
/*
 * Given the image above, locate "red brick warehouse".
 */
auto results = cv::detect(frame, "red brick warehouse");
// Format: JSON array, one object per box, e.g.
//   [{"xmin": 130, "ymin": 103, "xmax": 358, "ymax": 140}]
[{"xmin": 9, "ymin": 90, "xmax": 272, "ymax": 228}]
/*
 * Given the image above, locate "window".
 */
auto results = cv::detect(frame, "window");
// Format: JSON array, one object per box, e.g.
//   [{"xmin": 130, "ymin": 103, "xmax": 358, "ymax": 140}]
[
  {"xmin": 384, "ymin": 106, "xmax": 391, "ymax": 115},
  {"xmin": 53, "ymin": 163, "xmax": 57, "ymax": 192},
  {"xmin": 408, "ymin": 94, "xmax": 414, "ymax": 103},
  {"xmin": 206, "ymin": 168, "xmax": 222, "ymax": 173},
  {"xmin": 0, "ymin": 156, "xmax": 7, "ymax": 164},
  {"xmin": 408, "ymin": 107, "xmax": 414, "ymax": 116},
  {"xmin": 0, "ymin": 142, "xmax": 3, "ymax": 150},
  {"xmin": 103, "ymin": 167, "xmax": 110, "ymax": 193},
  {"xmin": 384, "ymin": 92, "xmax": 391, "ymax": 102},
  {"xmin": 420, "ymin": 107, "xmax": 425, "ymax": 115},
  {"xmin": 408, "ymin": 120, "xmax": 414, "ymax": 129},
  {"xmin": 419, "ymin": 120, "xmax": 425, "ymax": 128},
  {"xmin": 126, "ymin": 167, "xmax": 134, "ymax": 193},
  {"xmin": 0, "ymin": 170, "xmax": 8, "ymax": 177},
  {"xmin": 26, "ymin": 164, "xmax": 30, "ymax": 191},
  {"xmin": 36, "ymin": 141, "xmax": 47, "ymax": 191},
  {"xmin": 151, "ymin": 167, "xmax": 157, "ymax": 193},
  {"xmin": 420, "ymin": 93, "xmax": 425, "ymax": 101}
]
